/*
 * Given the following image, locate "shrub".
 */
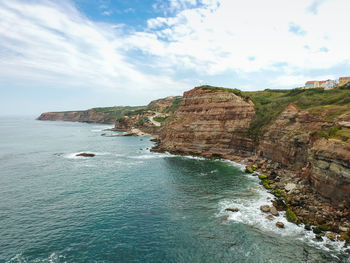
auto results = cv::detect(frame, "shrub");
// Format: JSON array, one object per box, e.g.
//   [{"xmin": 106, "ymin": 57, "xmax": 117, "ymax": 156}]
[{"xmin": 286, "ymin": 208, "xmax": 298, "ymax": 223}]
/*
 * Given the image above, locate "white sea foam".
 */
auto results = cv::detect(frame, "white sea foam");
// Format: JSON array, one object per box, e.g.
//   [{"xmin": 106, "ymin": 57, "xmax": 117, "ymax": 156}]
[
  {"xmin": 180, "ymin": 155, "xmax": 207, "ymax": 161},
  {"xmin": 6, "ymin": 253, "xmax": 27, "ymax": 263},
  {"xmin": 5, "ymin": 252, "xmax": 64, "ymax": 263},
  {"xmin": 129, "ymin": 152, "xmax": 171, "ymax": 159},
  {"xmin": 217, "ymin": 176, "xmax": 348, "ymax": 256},
  {"xmin": 91, "ymin": 124, "xmax": 114, "ymax": 132},
  {"xmin": 91, "ymin": 129, "xmax": 102, "ymax": 132},
  {"xmin": 220, "ymin": 159, "xmax": 246, "ymax": 172}
]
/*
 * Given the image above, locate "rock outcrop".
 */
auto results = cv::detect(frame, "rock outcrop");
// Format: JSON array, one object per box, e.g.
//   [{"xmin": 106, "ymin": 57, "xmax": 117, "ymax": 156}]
[
  {"xmin": 310, "ymin": 139, "xmax": 350, "ymax": 203},
  {"xmin": 147, "ymin": 96, "xmax": 181, "ymax": 111},
  {"xmin": 155, "ymin": 88, "xmax": 255, "ymax": 158}
]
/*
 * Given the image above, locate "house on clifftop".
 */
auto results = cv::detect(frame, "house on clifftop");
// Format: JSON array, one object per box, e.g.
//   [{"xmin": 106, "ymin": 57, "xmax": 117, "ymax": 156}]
[
  {"xmin": 304, "ymin": 79, "xmax": 336, "ymax": 89},
  {"xmin": 304, "ymin": 81, "xmax": 319, "ymax": 89}
]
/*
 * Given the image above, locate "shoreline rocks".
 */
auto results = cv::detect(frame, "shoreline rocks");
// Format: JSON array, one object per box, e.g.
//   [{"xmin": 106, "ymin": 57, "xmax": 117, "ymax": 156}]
[
  {"xmin": 260, "ymin": 205, "xmax": 270, "ymax": 213},
  {"xmin": 276, "ymin": 222, "xmax": 285, "ymax": 228},
  {"xmin": 225, "ymin": 208, "xmax": 239, "ymax": 212}
]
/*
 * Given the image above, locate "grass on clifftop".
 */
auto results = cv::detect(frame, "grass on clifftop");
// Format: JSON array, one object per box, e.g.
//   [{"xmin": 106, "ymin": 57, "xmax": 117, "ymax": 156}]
[
  {"xmin": 92, "ymin": 106, "xmax": 146, "ymax": 121},
  {"xmin": 162, "ymin": 96, "xmax": 183, "ymax": 113},
  {"xmin": 243, "ymin": 87, "xmax": 350, "ymax": 142},
  {"xmin": 195, "ymin": 85, "xmax": 350, "ymax": 142},
  {"xmin": 195, "ymin": 85, "xmax": 250, "ymax": 101},
  {"xmin": 91, "ymin": 97, "xmax": 183, "ymax": 123}
]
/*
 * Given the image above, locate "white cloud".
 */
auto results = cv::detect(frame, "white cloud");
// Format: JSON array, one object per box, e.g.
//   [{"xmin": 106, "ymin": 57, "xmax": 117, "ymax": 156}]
[
  {"xmin": 0, "ymin": 0, "xmax": 191, "ymax": 100},
  {"xmin": 130, "ymin": 0, "xmax": 350, "ymax": 83},
  {"xmin": 102, "ymin": 10, "xmax": 113, "ymax": 16}
]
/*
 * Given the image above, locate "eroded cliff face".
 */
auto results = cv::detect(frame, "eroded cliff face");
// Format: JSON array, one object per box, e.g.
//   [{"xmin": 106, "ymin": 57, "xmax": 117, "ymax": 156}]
[
  {"xmin": 37, "ymin": 110, "xmax": 115, "ymax": 124},
  {"xmin": 257, "ymin": 104, "xmax": 325, "ymax": 169},
  {"xmin": 156, "ymin": 88, "xmax": 255, "ymax": 158},
  {"xmin": 310, "ymin": 139, "xmax": 350, "ymax": 203},
  {"xmin": 257, "ymin": 104, "xmax": 350, "ymax": 203}
]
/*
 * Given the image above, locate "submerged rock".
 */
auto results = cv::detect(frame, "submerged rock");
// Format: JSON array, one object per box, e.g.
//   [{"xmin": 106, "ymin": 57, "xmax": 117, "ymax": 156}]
[
  {"xmin": 276, "ymin": 222, "xmax": 285, "ymax": 228},
  {"xmin": 266, "ymin": 215, "xmax": 275, "ymax": 221},
  {"xmin": 245, "ymin": 167, "xmax": 254, "ymax": 173},
  {"xmin": 315, "ymin": 233, "xmax": 324, "ymax": 241},
  {"xmin": 326, "ymin": 232, "xmax": 336, "ymax": 241},
  {"xmin": 304, "ymin": 224, "xmax": 312, "ymax": 231},
  {"xmin": 312, "ymin": 227, "xmax": 323, "ymax": 234},
  {"xmin": 225, "ymin": 208, "xmax": 239, "ymax": 212},
  {"xmin": 76, "ymin": 153, "xmax": 95, "ymax": 157},
  {"xmin": 270, "ymin": 206, "xmax": 279, "ymax": 216}
]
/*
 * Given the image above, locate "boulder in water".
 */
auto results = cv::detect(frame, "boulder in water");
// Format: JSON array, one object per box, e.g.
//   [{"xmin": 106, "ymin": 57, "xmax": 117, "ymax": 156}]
[
  {"xmin": 266, "ymin": 215, "xmax": 274, "ymax": 221},
  {"xmin": 225, "ymin": 208, "xmax": 239, "ymax": 212},
  {"xmin": 76, "ymin": 153, "xmax": 95, "ymax": 157},
  {"xmin": 276, "ymin": 222, "xmax": 284, "ymax": 228},
  {"xmin": 260, "ymin": 205, "xmax": 270, "ymax": 213},
  {"xmin": 270, "ymin": 206, "xmax": 279, "ymax": 216}
]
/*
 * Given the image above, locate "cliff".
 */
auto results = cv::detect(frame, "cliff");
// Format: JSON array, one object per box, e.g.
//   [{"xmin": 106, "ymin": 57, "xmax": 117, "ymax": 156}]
[
  {"xmin": 38, "ymin": 110, "xmax": 113, "ymax": 124},
  {"xmin": 155, "ymin": 87, "xmax": 255, "ymax": 157}
]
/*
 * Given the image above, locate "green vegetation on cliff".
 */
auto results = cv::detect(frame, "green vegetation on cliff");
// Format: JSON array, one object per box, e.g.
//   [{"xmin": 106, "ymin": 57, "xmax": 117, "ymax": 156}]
[
  {"xmin": 243, "ymin": 87, "xmax": 350, "ymax": 142},
  {"xmin": 163, "ymin": 96, "xmax": 183, "ymax": 113},
  {"xmin": 194, "ymin": 85, "xmax": 250, "ymax": 101},
  {"xmin": 92, "ymin": 106, "xmax": 146, "ymax": 122},
  {"xmin": 194, "ymin": 85, "xmax": 350, "ymax": 142}
]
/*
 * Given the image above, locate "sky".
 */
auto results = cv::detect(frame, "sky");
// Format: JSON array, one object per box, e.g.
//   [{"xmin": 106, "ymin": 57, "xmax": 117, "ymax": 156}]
[{"xmin": 1, "ymin": 0, "xmax": 350, "ymax": 115}]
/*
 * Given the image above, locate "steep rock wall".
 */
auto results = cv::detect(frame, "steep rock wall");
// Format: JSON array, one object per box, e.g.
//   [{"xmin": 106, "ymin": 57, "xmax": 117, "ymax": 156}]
[
  {"xmin": 156, "ymin": 88, "xmax": 255, "ymax": 158},
  {"xmin": 257, "ymin": 105, "xmax": 350, "ymax": 203},
  {"xmin": 257, "ymin": 105, "xmax": 330, "ymax": 169},
  {"xmin": 310, "ymin": 139, "xmax": 350, "ymax": 203}
]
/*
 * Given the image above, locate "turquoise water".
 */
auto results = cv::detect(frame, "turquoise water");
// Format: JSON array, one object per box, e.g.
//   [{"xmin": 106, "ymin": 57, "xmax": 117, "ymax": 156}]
[{"xmin": 0, "ymin": 117, "xmax": 349, "ymax": 263}]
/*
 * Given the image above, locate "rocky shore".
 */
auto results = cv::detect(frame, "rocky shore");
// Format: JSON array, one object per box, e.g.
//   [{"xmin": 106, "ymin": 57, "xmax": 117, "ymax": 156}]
[
  {"xmin": 243, "ymin": 156, "xmax": 350, "ymax": 244},
  {"xmin": 152, "ymin": 86, "xmax": 350, "ymax": 246}
]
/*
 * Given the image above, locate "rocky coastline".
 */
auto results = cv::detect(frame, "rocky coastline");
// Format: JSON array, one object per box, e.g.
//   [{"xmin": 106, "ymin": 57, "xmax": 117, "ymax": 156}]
[
  {"xmin": 152, "ymin": 86, "xmax": 350, "ymax": 246},
  {"xmin": 37, "ymin": 85, "xmax": 350, "ymax": 246}
]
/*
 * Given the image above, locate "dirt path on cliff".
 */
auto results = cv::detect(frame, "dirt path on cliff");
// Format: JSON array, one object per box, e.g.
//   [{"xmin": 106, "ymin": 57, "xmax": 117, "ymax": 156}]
[{"xmin": 148, "ymin": 112, "xmax": 162, "ymax": 127}]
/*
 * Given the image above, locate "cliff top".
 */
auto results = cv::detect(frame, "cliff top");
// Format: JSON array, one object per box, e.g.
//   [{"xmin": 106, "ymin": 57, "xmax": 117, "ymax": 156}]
[
  {"xmin": 194, "ymin": 85, "xmax": 251, "ymax": 102},
  {"xmin": 242, "ymin": 87, "xmax": 350, "ymax": 141},
  {"xmin": 191, "ymin": 85, "xmax": 350, "ymax": 142}
]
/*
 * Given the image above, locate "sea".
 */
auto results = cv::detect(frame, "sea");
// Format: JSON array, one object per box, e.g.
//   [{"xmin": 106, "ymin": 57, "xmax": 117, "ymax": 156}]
[{"xmin": 0, "ymin": 116, "xmax": 349, "ymax": 263}]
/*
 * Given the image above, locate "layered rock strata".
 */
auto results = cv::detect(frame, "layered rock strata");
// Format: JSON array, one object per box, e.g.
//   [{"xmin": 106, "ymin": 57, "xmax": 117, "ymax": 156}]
[
  {"xmin": 257, "ymin": 104, "xmax": 350, "ymax": 204},
  {"xmin": 155, "ymin": 88, "xmax": 255, "ymax": 157}
]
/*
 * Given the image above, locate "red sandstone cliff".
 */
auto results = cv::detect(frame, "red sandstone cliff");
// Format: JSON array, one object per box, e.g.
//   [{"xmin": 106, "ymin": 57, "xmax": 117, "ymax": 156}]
[
  {"xmin": 156, "ymin": 88, "xmax": 255, "ymax": 157},
  {"xmin": 258, "ymin": 104, "xmax": 350, "ymax": 203}
]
